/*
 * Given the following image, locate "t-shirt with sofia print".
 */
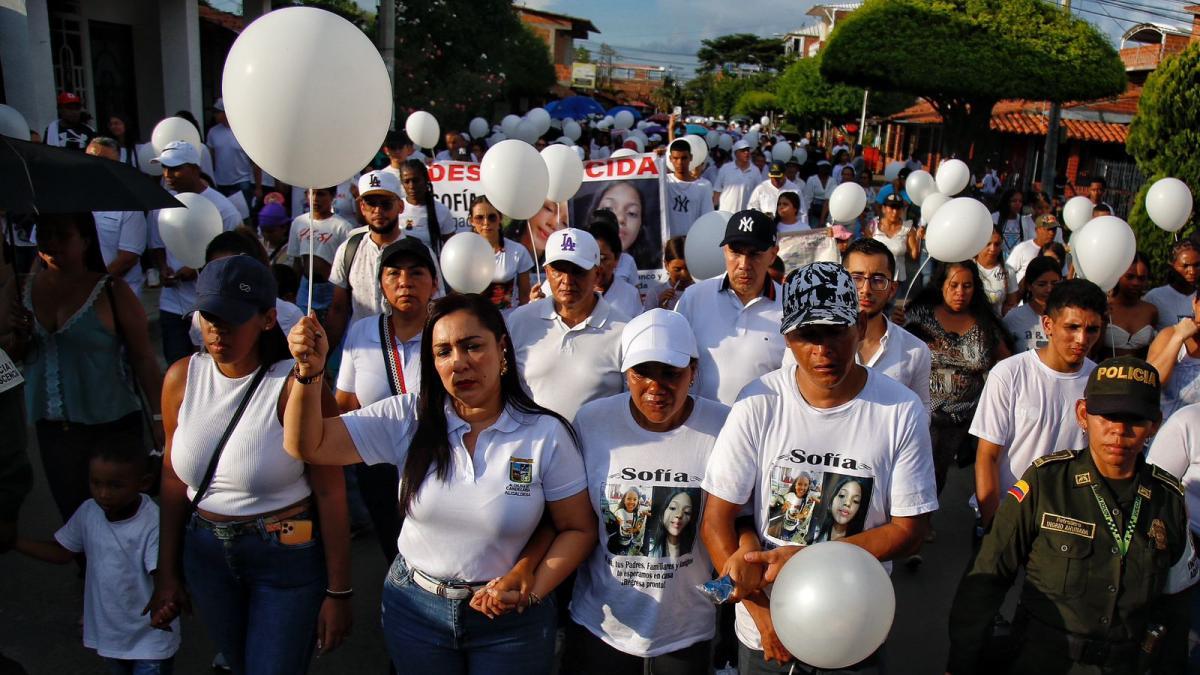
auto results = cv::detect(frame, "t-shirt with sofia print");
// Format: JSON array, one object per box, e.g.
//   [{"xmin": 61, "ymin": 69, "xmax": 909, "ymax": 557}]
[
  {"xmin": 570, "ymin": 393, "xmax": 731, "ymax": 658},
  {"xmin": 702, "ymin": 366, "xmax": 938, "ymax": 651}
]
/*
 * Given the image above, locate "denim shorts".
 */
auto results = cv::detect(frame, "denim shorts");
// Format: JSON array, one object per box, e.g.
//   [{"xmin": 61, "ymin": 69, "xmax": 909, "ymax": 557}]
[{"xmin": 381, "ymin": 556, "xmax": 558, "ymax": 675}]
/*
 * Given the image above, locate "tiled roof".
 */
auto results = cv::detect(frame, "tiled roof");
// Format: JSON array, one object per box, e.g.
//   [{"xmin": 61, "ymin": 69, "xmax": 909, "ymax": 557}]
[
  {"xmin": 988, "ymin": 113, "xmax": 1127, "ymax": 143},
  {"xmin": 199, "ymin": 5, "xmax": 244, "ymax": 33}
]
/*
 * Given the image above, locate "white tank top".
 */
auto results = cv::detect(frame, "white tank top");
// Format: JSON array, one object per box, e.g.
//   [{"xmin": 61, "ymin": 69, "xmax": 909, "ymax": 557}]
[{"xmin": 172, "ymin": 355, "xmax": 310, "ymax": 516}]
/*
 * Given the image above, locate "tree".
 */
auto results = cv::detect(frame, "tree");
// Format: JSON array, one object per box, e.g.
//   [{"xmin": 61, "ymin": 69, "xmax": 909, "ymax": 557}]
[
  {"xmin": 1126, "ymin": 43, "xmax": 1200, "ymax": 278},
  {"xmin": 774, "ymin": 56, "xmax": 862, "ymax": 124},
  {"xmin": 697, "ymin": 33, "xmax": 785, "ymax": 74},
  {"xmin": 650, "ymin": 76, "xmax": 684, "ymax": 113},
  {"xmin": 733, "ymin": 90, "xmax": 779, "ymax": 117},
  {"xmin": 820, "ymin": 0, "xmax": 1126, "ymax": 156},
  {"xmin": 575, "ymin": 46, "xmax": 591, "ymax": 64}
]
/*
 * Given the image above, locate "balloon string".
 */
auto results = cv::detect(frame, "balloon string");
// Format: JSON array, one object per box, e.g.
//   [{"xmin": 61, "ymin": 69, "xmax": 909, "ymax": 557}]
[
  {"xmin": 902, "ymin": 253, "xmax": 933, "ymax": 306},
  {"xmin": 307, "ymin": 189, "xmax": 315, "ymax": 316},
  {"xmin": 530, "ymin": 215, "xmax": 542, "ymax": 286}
]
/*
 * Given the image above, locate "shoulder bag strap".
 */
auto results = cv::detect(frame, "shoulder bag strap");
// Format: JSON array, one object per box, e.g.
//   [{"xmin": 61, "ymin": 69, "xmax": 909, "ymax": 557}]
[
  {"xmin": 189, "ymin": 365, "xmax": 270, "ymax": 512},
  {"xmin": 339, "ymin": 232, "xmax": 366, "ymax": 290},
  {"xmin": 103, "ymin": 277, "xmax": 163, "ymax": 456}
]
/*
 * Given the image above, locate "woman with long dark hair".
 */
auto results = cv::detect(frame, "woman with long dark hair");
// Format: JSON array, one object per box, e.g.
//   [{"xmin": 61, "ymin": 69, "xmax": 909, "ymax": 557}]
[
  {"xmin": 106, "ymin": 113, "xmax": 139, "ymax": 167},
  {"xmin": 1002, "ymin": 256, "xmax": 1062, "ymax": 352},
  {"xmin": 283, "ymin": 293, "xmax": 596, "ymax": 674},
  {"xmin": 471, "ymin": 195, "xmax": 533, "ymax": 312},
  {"xmin": 400, "ymin": 158, "xmax": 454, "ymax": 253},
  {"xmin": 1103, "ymin": 251, "xmax": 1157, "ymax": 359},
  {"xmin": 991, "ymin": 188, "xmax": 1032, "ymax": 256},
  {"xmin": 587, "ymin": 180, "xmax": 660, "ymax": 270},
  {"xmin": 805, "ymin": 476, "xmax": 870, "ymax": 544}
]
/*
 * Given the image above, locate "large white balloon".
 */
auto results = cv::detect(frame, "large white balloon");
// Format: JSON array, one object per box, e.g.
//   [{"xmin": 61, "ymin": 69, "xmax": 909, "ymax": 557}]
[
  {"xmin": 610, "ymin": 148, "xmax": 638, "ymax": 159},
  {"xmin": 828, "ymin": 182, "xmax": 867, "ymax": 223},
  {"xmin": 1146, "ymin": 177, "xmax": 1194, "ymax": 233},
  {"xmin": 760, "ymin": 115, "xmax": 770, "ymax": 127},
  {"xmin": 919, "ymin": 192, "xmax": 951, "ymax": 225},
  {"xmin": 792, "ymin": 148, "xmax": 807, "ymax": 166},
  {"xmin": 0, "ymin": 104, "xmax": 31, "ymax": 140},
  {"xmin": 719, "ymin": 134, "xmax": 733, "ymax": 151},
  {"xmin": 883, "ymin": 161, "xmax": 904, "ymax": 182},
  {"xmin": 150, "ymin": 117, "xmax": 202, "ymax": 153},
  {"xmin": 613, "ymin": 110, "xmax": 635, "ymax": 130},
  {"xmin": 905, "ymin": 170, "xmax": 937, "ymax": 207},
  {"xmin": 771, "ymin": 542, "xmax": 895, "ymax": 669},
  {"xmin": 935, "ymin": 159, "xmax": 970, "ymax": 196},
  {"xmin": 925, "ymin": 197, "xmax": 993, "ymax": 263},
  {"xmin": 439, "ymin": 232, "xmax": 495, "ymax": 294},
  {"xmin": 684, "ymin": 211, "xmax": 732, "ymax": 280},
  {"xmin": 682, "ymin": 134, "xmax": 708, "ymax": 168},
  {"xmin": 563, "ymin": 120, "xmax": 582, "ymax": 142},
  {"xmin": 405, "ymin": 110, "xmax": 439, "ymax": 149},
  {"xmin": 771, "ymin": 142, "xmax": 792, "ymax": 163},
  {"xmin": 526, "ymin": 108, "xmax": 551, "ymax": 136},
  {"xmin": 469, "ymin": 117, "xmax": 489, "ymax": 139},
  {"xmin": 157, "ymin": 192, "xmax": 224, "ymax": 269},
  {"xmin": 501, "ymin": 114, "xmax": 522, "ymax": 137},
  {"xmin": 1062, "ymin": 195, "xmax": 1095, "ymax": 232},
  {"xmin": 597, "ymin": 115, "xmax": 614, "ymax": 130},
  {"xmin": 1073, "ymin": 216, "xmax": 1137, "ymax": 292},
  {"xmin": 480, "ymin": 139, "xmax": 549, "ymax": 220},
  {"xmin": 541, "ymin": 144, "xmax": 584, "ymax": 202},
  {"xmin": 222, "ymin": 7, "xmax": 391, "ymax": 187}
]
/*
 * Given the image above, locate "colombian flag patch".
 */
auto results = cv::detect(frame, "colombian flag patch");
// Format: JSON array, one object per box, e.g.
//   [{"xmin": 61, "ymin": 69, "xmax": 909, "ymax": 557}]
[{"xmin": 1007, "ymin": 480, "xmax": 1029, "ymax": 503}]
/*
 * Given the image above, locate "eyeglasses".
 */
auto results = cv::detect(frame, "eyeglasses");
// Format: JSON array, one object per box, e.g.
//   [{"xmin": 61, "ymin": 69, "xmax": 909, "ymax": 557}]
[
  {"xmin": 471, "ymin": 213, "xmax": 500, "ymax": 223},
  {"xmin": 850, "ymin": 273, "xmax": 892, "ymax": 292},
  {"xmin": 362, "ymin": 196, "xmax": 396, "ymax": 209}
]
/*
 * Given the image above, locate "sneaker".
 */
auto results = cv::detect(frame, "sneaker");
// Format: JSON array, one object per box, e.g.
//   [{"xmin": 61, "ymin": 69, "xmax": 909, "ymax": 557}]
[{"xmin": 212, "ymin": 653, "xmax": 232, "ymax": 672}]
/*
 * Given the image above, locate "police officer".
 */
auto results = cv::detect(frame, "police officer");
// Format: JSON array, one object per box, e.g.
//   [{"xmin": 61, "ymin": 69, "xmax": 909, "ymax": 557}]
[{"xmin": 947, "ymin": 356, "xmax": 1198, "ymax": 674}]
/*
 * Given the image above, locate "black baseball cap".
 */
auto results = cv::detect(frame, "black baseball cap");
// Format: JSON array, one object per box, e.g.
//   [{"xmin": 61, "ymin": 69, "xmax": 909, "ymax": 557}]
[
  {"xmin": 1085, "ymin": 356, "xmax": 1162, "ymax": 421},
  {"xmin": 379, "ymin": 238, "xmax": 438, "ymax": 279},
  {"xmin": 768, "ymin": 161, "xmax": 785, "ymax": 177},
  {"xmin": 719, "ymin": 209, "xmax": 776, "ymax": 250},
  {"xmin": 193, "ymin": 255, "xmax": 277, "ymax": 325}
]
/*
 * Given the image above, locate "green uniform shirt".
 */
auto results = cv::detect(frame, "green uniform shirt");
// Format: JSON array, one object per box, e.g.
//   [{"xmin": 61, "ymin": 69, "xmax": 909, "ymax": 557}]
[{"xmin": 948, "ymin": 449, "xmax": 1197, "ymax": 674}]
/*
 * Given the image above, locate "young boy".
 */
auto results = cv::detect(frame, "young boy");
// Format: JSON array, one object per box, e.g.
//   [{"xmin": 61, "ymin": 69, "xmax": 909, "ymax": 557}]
[{"xmin": 14, "ymin": 437, "xmax": 180, "ymax": 673}]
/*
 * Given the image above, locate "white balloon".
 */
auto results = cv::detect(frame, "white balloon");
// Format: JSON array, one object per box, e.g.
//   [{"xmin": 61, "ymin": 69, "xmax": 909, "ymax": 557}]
[
  {"xmin": 469, "ymin": 117, "xmax": 489, "ymax": 139},
  {"xmin": 563, "ymin": 120, "xmax": 582, "ymax": 141},
  {"xmin": 541, "ymin": 144, "xmax": 584, "ymax": 202},
  {"xmin": 526, "ymin": 108, "xmax": 551, "ymax": 136},
  {"xmin": 1073, "ymin": 215, "xmax": 1137, "ymax": 292},
  {"xmin": 705, "ymin": 132, "xmax": 720, "ymax": 149},
  {"xmin": 554, "ymin": 136, "xmax": 573, "ymax": 146},
  {"xmin": 1146, "ymin": 177, "xmax": 1194, "ymax": 233},
  {"xmin": 682, "ymin": 134, "xmax": 708, "ymax": 168},
  {"xmin": 925, "ymin": 197, "xmax": 993, "ymax": 263},
  {"xmin": 883, "ymin": 161, "xmax": 904, "ymax": 182},
  {"xmin": 598, "ymin": 116, "xmax": 614, "ymax": 130},
  {"xmin": 828, "ymin": 182, "xmax": 867, "ymax": 223},
  {"xmin": 136, "ymin": 143, "xmax": 161, "ymax": 176},
  {"xmin": 1062, "ymin": 195, "xmax": 1096, "ymax": 232},
  {"xmin": 749, "ymin": 123, "xmax": 762, "ymax": 132},
  {"xmin": 919, "ymin": 192, "xmax": 951, "ymax": 225},
  {"xmin": 487, "ymin": 132, "xmax": 507, "ymax": 147},
  {"xmin": 792, "ymin": 148, "xmax": 807, "ymax": 165},
  {"xmin": 610, "ymin": 148, "xmax": 638, "ymax": 159},
  {"xmin": 614, "ymin": 110, "xmax": 635, "ymax": 130},
  {"xmin": 935, "ymin": 158, "xmax": 970, "ymax": 196},
  {"xmin": 744, "ymin": 130, "xmax": 760, "ymax": 148},
  {"xmin": 439, "ymin": 232, "xmax": 495, "ymax": 294},
  {"xmin": 480, "ymin": 139, "xmax": 549, "ymax": 220},
  {"xmin": 760, "ymin": 115, "xmax": 770, "ymax": 127},
  {"xmin": 501, "ymin": 114, "xmax": 522, "ymax": 137},
  {"xmin": 771, "ymin": 141, "xmax": 792, "ymax": 163},
  {"xmin": 572, "ymin": 145, "xmax": 585, "ymax": 161},
  {"xmin": 222, "ymin": 7, "xmax": 390, "ymax": 187},
  {"xmin": 771, "ymin": 542, "xmax": 895, "ymax": 669},
  {"xmin": 156, "ymin": 192, "xmax": 224, "ymax": 269},
  {"xmin": 684, "ymin": 211, "xmax": 732, "ymax": 280},
  {"xmin": 719, "ymin": 134, "xmax": 733, "ymax": 151},
  {"xmin": 151, "ymin": 117, "xmax": 202, "ymax": 153},
  {"xmin": 0, "ymin": 104, "xmax": 30, "ymax": 140},
  {"xmin": 516, "ymin": 119, "xmax": 541, "ymax": 145},
  {"xmin": 904, "ymin": 170, "xmax": 937, "ymax": 207},
  {"xmin": 405, "ymin": 110, "xmax": 439, "ymax": 149}
]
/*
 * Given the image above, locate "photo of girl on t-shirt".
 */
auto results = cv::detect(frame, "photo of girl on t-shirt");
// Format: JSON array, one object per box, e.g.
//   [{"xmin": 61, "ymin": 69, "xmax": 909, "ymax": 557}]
[
  {"xmin": 805, "ymin": 473, "xmax": 872, "ymax": 545},
  {"xmin": 643, "ymin": 487, "xmax": 700, "ymax": 560},
  {"xmin": 604, "ymin": 485, "xmax": 650, "ymax": 556},
  {"xmin": 766, "ymin": 467, "xmax": 821, "ymax": 543}
]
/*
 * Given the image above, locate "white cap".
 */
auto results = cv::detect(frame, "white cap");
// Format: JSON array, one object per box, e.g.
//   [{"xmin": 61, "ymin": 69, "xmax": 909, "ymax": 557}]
[
  {"xmin": 151, "ymin": 140, "xmax": 201, "ymax": 167},
  {"xmin": 357, "ymin": 170, "xmax": 401, "ymax": 198},
  {"xmin": 544, "ymin": 228, "xmax": 599, "ymax": 271},
  {"xmin": 620, "ymin": 308, "xmax": 698, "ymax": 371},
  {"xmin": 732, "ymin": 139, "xmax": 751, "ymax": 152}
]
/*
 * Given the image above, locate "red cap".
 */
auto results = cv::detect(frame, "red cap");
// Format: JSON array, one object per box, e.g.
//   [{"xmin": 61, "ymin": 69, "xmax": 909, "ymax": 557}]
[{"xmin": 57, "ymin": 92, "xmax": 81, "ymax": 106}]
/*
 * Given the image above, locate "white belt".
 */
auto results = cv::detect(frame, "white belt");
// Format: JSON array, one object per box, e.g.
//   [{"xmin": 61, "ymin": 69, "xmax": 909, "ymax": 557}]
[{"xmin": 410, "ymin": 566, "xmax": 489, "ymax": 600}]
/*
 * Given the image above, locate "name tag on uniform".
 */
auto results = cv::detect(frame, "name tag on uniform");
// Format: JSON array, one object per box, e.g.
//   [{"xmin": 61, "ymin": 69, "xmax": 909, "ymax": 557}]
[{"xmin": 1040, "ymin": 512, "xmax": 1096, "ymax": 539}]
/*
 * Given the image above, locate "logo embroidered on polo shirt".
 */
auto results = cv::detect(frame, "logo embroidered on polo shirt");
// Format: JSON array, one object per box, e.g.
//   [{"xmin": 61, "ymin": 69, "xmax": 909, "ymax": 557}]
[{"xmin": 509, "ymin": 458, "xmax": 533, "ymax": 484}]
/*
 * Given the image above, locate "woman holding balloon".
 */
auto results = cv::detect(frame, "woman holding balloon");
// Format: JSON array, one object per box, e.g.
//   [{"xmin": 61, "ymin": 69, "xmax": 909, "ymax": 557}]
[
  {"xmin": 469, "ymin": 196, "xmax": 533, "ymax": 313},
  {"xmin": 1103, "ymin": 252, "xmax": 1158, "ymax": 359}
]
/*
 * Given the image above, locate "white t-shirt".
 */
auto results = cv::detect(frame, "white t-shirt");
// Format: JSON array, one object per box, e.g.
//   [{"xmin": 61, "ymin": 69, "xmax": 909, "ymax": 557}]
[
  {"xmin": 1001, "ymin": 304, "xmax": 1047, "ymax": 352},
  {"xmin": 702, "ymin": 367, "xmax": 937, "ymax": 650},
  {"xmin": 290, "ymin": 181, "xmax": 359, "ymax": 220},
  {"xmin": 484, "ymin": 238, "xmax": 535, "ymax": 313},
  {"xmin": 55, "ymin": 495, "xmax": 181, "ymax": 659},
  {"xmin": 976, "ymin": 261, "xmax": 1008, "ymax": 316},
  {"xmin": 189, "ymin": 298, "xmax": 304, "ymax": 347},
  {"xmin": 507, "ymin": 295, "xmax": 629, "ymax": 420},
  {"xmin": 969, "ymin": 350, "xmax": 1094, "ymax": 495},
  {"xmin": 400, "ymin": 200, "xmax": 456, "ymax": 248},
  {"xmin": 1005, "ymin": 239, "xmax": 1041, "ymax": 286},
  {"xmin": 675, "ymin": 275, "xmax": 785, "ymax": 405},
  {"xmin": 664, "ymin": 175, "xmax": 714, "ymax": 238},
  {"xmin": 746, "ymin": 180, "xmax": 799, "ymax": 216},
  {"xmin": 93, "ymin": 210, "xmax": 147, "ymax": 295},
  {"xmin": 1144, "ymin": 285, "xmax": 1195, "ymax": 330},
  {"xmin": 341, "ymin": 397, "xmax": 587, "ymax": 581},
  {"xmin": 604, "ymin": 277, "xmax": 644, "ymax": 320},
  {"xmin": 150, "ymin": 187, "xmax": 244, "ymax": 315},
  {"xmin": 288, "ymin": 213, "xmax": 354, "ymax": 265},
  {"xmin": 1147, "ymin": 402, "xmax": 1200, "ymax": 533},
  {"xmin": 992, "ymin": 213, "xmax": 1034, "ymax": 256},
  {"xmin": 570, "ymin": 394, "xmax": 730, "ymax": 657},
  {"xmin": 206, "ymin": 123, "xmax": 252, "ymax": 186},
  {"xmin": 714, "ymin": 163, "xmax": 761, "ymax": 213},
  {"xmin": 336, "ymin": 315, "xmax": 422, "ymax": 406}
]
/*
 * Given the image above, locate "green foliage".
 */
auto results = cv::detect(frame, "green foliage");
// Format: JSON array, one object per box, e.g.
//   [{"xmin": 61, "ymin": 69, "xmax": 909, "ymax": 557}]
[
  {"xmin": 697, "ymin": 34, "xmax": 786, "ymax": 74},
  {"xmin": 774, "ymin": 56, "xmax": 862, "ymax": 123},
  {"xmin": 733, "ymin": 90, "xmax": 779, "ymax": 117},
  {"xmin": 575, "ymin": 46, "xmax": 591, "ymax": 64}
]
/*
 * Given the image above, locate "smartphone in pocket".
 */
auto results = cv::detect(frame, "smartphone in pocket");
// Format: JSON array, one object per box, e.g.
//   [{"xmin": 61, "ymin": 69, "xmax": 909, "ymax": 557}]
[{"xmin": 278, "ymin": 519, "xmax": 314, "ymax": 545}]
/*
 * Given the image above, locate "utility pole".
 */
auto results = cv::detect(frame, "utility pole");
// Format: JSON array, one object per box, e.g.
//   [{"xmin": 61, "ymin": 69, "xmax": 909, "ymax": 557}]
[
  {"xmin": 857, "ymin": 89, "xmax": 869, "ymax": 146},
  {"xmin": 378, "ymin": 0, "xmax": 395, "ymax": 124},
  {"xmin": 1040, "ymin": 0, "xmax": 1071, "ymax": 195}
]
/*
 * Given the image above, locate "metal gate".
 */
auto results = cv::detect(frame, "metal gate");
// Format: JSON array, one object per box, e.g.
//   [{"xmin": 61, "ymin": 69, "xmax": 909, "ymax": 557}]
[{"xmin": 1092, "ymin": 159, "xmax": 1145, "ymax": 219}]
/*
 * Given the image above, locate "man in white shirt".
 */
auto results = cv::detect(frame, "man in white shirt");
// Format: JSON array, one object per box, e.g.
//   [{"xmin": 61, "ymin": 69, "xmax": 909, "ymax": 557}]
[
  {"xmin": 507, "ymin": 228, "xmax": 629, "ymax": 420},
  {"xmin": 85, "ymin": 138, "xmax": 147, "ymax": 296},
  {"xmin": 714, "ymin": 141, "xmax": 761, "ymax": 213},
  {"xmin": 803, "ymin": 162, "xmax": 835, "ymax": 227},
  {"xmin": 289, "ymin": 186, "xmax": 353, "ymax": 319},
  {"xmin": 1005, "ymin": 213, "xmax": 1060, "ymax": 286},
  {"xmin": 206, "ymin": 98, "xmax": 260, "ymax": 208},
  {"xmin": 433, "ymin": 130, "xmax": 465, "ymax": 162},
  {"xmin": 675, "ymin": 210, "xmax": 784, "ymax": 405},
  {"xmin": 970, "ymin": 279, "xmax": 1107, "ymax": 526},
  {"xmin": 147, "ymin": 141, "xmax": 243, "ymax": 364},
  {"xmin": 664, "ymin": 139, "xmax": 714, "ymax": 238},
  {"xmin": 746, "ymin": 162, "xmax": 799, "ymax": 217},
  {"xmin": 701, "ymin": 261, "xmax": 937, "ymax": 672},
  {"xmin": 1145, "ymin": 239, "xmax": 1199, "ymax": 330}
]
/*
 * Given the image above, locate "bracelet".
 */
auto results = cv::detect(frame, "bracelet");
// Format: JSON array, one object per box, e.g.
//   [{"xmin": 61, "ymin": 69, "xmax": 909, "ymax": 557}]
[
  {"xmin": 293, "ymin": 363, "xmax": 325, "ymax": 385},
  {"xmin": 526, "ymin": 591, "xmax": 542, "ymax": 608},
  {"xmin": 325, "ymin": 587, "xmax": 354, "ymax": 599}
]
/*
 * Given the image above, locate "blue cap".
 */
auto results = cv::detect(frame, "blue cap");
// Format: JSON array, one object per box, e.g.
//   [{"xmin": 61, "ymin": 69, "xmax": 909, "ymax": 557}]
[{"xmin": 193, "ymin": 255, "xmax": 277, "ymax": 325}]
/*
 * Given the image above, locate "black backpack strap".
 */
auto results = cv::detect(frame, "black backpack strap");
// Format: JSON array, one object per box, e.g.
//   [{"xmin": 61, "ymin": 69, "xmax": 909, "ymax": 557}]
[
  {"xmin": 338, "ymin": 232, "xmax": 366, "ymax": 290},
  {"xmin": 189, "ymin": 365, "xmax": 270, "ymax": 511}
]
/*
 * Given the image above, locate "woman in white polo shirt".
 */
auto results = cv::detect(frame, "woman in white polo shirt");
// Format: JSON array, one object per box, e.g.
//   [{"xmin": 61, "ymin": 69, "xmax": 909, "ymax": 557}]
[
  {"xmin": 469, "ymin": 195, "xmax": 534, "ymax": 313},
  {"xmin": 283, "ymin": 293, "xmax": 595, "ymax": 674},
  {"xmin": 566, "ymin": 309, "xmax": 730, "ymax": 674}
]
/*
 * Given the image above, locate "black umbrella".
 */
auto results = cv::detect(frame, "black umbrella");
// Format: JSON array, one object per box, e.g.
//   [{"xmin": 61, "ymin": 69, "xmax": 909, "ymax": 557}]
[{"xmin": 0, "ymin": 136, "xmax": 181, "ymax": 213}]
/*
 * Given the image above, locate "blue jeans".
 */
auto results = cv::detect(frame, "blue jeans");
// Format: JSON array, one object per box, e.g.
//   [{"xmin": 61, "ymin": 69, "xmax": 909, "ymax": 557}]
[
  {"xmin": 738, "ymin": 641, "xmax": 885, "ymax": 675},
  {"xmin": 103, "ymin": 657, "xmax": 174, "ymax": 675},
  {"xmin": 182, "ymin": 512, "xmax": 326, "ymax": 675},
  {"xmin": 381, "ymin": 556, "xmax": 557, "ymax": 675}
]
